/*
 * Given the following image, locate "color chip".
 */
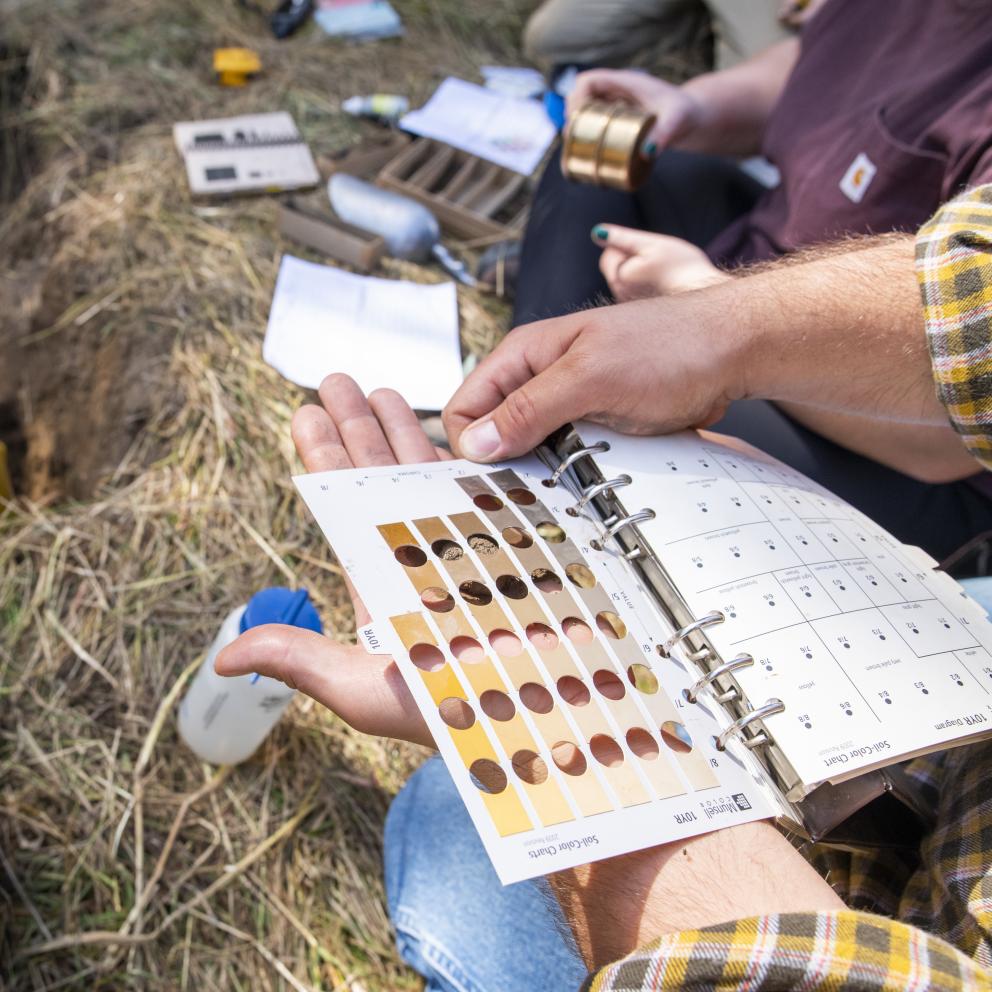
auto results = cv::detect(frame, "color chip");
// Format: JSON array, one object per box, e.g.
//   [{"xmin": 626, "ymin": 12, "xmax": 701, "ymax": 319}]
[
  {"xmin": 384, "ymin": 468, "xmax": 720, "ymax": 843},
  {"xmin": 391, "ymin": 612, "xmax": 534, "ymax": 837}
]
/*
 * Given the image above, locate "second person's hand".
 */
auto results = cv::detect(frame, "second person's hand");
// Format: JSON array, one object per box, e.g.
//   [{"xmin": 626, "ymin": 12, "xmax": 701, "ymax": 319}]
[
  {"xmin": 215, "ymin": 375, "xmax": 452, "ymax": 748},
  {"xmin": 566, "ymin": 69, "xmax": 710, "ymax": 153},
  {"xmin": 593, "ymin": 225, "xmax": 727, "ymax": 300}
]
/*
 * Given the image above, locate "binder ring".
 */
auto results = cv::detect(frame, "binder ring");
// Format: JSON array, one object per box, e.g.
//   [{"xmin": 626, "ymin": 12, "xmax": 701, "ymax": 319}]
[
  {"xmin": 714, "ymin": 698, "xmax": 784, "ymax": 752},
  {"xmin": 544, "ymin": 442, "xmax": 610, "ymax": 487},
  {"xmin": 658, "ymin": 611, "xmax": 725, "ymax": 657},
  {"xmin": 568, "ymin": 475, "xmax": 632, "ymax": 515},
  {"xmin": 591, "ymin": 509, "xmax": 655, "ymax": 552},
  {"xmin": 684, "ymin": 653, "xmax": 754, "ymax": 704}
]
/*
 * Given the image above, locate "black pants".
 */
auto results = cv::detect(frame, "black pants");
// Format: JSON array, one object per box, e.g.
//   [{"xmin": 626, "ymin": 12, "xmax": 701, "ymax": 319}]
[
  {"xmin": 513, "ymin": 148, "xmax": 762, "ymax": 326},
  {"xmin": 513, "ymin": 151, "xmax": 992, "ymax": 564}
]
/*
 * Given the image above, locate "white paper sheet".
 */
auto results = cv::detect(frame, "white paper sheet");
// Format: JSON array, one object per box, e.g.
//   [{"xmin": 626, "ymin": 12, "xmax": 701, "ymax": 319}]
[
  {"xmin": 579, "ymin": 425, "xmax": 992, "ymax": 793},
  {"xmin": 263, "ymin": 254, "xmax": 463, "ymax": 411},
  {"xmin": 481, "ymin": 65, "xmax": 546, "ymax": 100},
  {"xmin": 400, "ymin": 77, "xmax": 556, "ymax": 176}
]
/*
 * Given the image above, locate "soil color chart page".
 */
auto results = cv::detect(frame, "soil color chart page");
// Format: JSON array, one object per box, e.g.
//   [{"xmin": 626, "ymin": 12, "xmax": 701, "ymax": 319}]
[
  {"xmin": 295, "ymin": 456, "xmax": 777, "ymax": 884},
  {"xmin": 583, "ymin": 426, "xmax": 992, "ymax": 793}
]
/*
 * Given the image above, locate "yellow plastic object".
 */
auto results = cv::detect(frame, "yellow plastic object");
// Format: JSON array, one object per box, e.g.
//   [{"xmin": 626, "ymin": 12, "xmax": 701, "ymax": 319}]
[
  {"xmin": 0, "ymin": 441, "xmax": 12, "ymax": 502},
  {"xmin": 213, "ymin": 48, "xmax": 262, "ymax": 87}
]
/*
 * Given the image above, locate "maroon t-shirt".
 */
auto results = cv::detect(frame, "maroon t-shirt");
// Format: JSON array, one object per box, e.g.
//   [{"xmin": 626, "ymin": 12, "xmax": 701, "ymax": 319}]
[{"xmin": 707, "ymin": 0, "xmax": 992, "ymax": 265}]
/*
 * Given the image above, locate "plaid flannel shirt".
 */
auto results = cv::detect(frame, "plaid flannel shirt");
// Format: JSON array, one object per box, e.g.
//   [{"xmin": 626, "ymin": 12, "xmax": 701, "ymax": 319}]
[
  {"xmin": 916, "ymin": 184, "xmax": 992, "ymax": 469},
  {"xmin": 585, "ymin": 193, "xmax": 992, "ymax": 991},
  {"xmin": 585, "ymin": 745, "xmax": 992, "ymax": 991}
]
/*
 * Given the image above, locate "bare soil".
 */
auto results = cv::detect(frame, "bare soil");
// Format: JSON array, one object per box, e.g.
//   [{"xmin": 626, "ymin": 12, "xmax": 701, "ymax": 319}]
[{"xmin": 1, "ymin": 257, "xmax": 171, "ymax": 499}]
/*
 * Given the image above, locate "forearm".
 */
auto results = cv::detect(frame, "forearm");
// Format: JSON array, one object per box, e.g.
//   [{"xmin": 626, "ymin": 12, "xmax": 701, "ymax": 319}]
[
  {"xmin": 726, "ymin": 235, "xmax": 946, "ymax": 424},
  {"xmin": 679, "ymin": 39, "xmax": 799, "ymax": 156},
  {"xmin": 445, "ymin": 233, "xmax": 954, "ymax": 463},
  {"xmin": 775, "ymin": 403, "xmax": 981, "ymax": 483},
  {"xmin": 549, "ymin": 820, "xmax": 843, "ymax": 971}
]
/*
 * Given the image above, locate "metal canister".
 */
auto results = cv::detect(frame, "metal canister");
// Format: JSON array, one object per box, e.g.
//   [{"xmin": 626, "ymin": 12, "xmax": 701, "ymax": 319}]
[{"xmin": 561, "ymin": 101, "xmax": 657, "ymax": 192}]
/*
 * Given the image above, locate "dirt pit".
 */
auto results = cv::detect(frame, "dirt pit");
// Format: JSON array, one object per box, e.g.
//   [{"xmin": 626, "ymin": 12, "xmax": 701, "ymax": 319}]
[
  {"xmin": 0, "ymin": 258, "xmax": 171, "ymax": 501},
  {"xmin": 0, "ymin": 35, "xmax": 174, "ymax": 502}
]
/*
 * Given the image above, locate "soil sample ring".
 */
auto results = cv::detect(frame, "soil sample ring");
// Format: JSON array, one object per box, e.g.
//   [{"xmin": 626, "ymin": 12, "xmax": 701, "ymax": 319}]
[{"xmin": 562, "ymin": 101, "xmax": 656, "ymax": 192}]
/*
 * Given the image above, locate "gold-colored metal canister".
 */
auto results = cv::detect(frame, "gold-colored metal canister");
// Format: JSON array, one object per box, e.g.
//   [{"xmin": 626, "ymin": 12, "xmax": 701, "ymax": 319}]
[{"xmin": 561, "ymin": 101, "xmax": 657, "ymax": 192}]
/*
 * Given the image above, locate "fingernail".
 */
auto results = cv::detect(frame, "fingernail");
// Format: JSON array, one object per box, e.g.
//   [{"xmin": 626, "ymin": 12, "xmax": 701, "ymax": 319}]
[
  {"xmin": 641, "ymin": 140, "xmax": 657, "ymax": 158},
  {"xmin": 591, "ymin": 225, "xmax": 608, "ymax": 242},
  {"xmin": 461, "ymin": 419, "xmax": 501, "ymax": 461}
]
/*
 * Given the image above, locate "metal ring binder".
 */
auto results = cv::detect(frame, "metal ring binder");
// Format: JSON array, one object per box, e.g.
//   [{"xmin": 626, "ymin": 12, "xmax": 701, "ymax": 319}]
[
  {"xmin": 714, "ymin": 698, "xmax": 784, "ymax": 751},
  {"xmin": 569, "ymin": 475, "xmax": 632, "ymax": 515},
  {"xmin": 684, "ymin": 653, "xmax": 754, "ymax": 704},
  {"xmin": 544, "ymin": 442, "xmax": 610, "ymax": 487},
  {"xmin": 658, "ymin": 611, "xmax": 725, "ymax": 657},
  {"xmin": 591, "ymin": 509, "xmax": 655, "ymax": 553}
]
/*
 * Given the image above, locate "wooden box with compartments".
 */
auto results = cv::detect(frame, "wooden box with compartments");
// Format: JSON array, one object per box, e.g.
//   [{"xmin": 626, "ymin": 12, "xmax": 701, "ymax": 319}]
[{"xmin": 376, "ymin": 137, "xmax": 531, "ymax": 244}]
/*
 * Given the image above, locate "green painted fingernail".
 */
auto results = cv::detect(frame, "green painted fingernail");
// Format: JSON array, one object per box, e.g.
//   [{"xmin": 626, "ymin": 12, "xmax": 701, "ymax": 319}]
[
  {"xmin": 592, "ymin": 225, "xmax": 608, "ymax": 241},
  {"xmin": 642, "ymin": 140, "xmax": 657, "ymax": 158}
]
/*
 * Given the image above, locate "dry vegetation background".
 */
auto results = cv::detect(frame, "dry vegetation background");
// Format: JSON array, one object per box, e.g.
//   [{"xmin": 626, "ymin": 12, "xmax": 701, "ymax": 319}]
[{"xmin": 0, "ymin": 1, "xmax": 528, "ymax": 988}]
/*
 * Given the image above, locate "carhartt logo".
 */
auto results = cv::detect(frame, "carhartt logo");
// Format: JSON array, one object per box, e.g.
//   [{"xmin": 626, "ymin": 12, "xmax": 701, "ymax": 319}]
[{"xmin": 840, "ymin": 152, "xmax": 877, "ymax": 203}]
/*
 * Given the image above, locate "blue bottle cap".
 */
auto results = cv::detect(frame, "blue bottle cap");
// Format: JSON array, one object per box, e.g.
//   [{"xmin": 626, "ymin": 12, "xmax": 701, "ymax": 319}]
[{"xmin": 240, "ymin": 586, "xmax": 323, "ymax": 635}]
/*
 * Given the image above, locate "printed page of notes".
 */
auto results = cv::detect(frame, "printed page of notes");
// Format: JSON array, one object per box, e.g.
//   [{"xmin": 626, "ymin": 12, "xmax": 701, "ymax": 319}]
[
  {"xmin": 581, "ymin": 425, "xmax": 992, "ymax": 792},
  {"xmin": 294, "ymin": 456, "xmax": 778, "ymax": 884},
  {"xmin": 399, "ymin": 77, "xmax": 557, "ymax": 176},
  {"xmin": 263, "ymin": 255, "xmax": 463, "ymax": 411}
]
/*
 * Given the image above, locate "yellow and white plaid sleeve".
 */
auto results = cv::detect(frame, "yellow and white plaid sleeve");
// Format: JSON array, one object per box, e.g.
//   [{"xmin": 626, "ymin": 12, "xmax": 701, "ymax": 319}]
[
  {"xmin": 916, "ymin": 184, "xmax": 992, "ymax": 470},
  {"xmin": 582, "ymin": 910, "xmax": 991, "ymax": 991},
  {"xmin": 583, "ymin": 739, "xmax": 992, "ymax": 992}
]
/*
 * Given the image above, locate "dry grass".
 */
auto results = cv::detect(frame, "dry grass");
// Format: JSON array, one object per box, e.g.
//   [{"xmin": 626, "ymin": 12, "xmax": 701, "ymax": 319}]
[
  {"xmin": 0, "ymin": 0, "xmax": 524, "ymax": 988},
  {"xmin": 0, "ymin": 0, "xmax": 708, "ymax": 986}
]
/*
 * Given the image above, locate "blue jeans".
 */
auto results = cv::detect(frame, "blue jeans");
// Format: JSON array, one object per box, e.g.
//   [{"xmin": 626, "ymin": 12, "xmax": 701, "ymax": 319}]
[
  {"xmin": 384, "ymin": 756, "xmax": 588, "ymax": 992},
  {"xmin": 961, "ymin": 576, "xmax": 992, "ymax": 617}
]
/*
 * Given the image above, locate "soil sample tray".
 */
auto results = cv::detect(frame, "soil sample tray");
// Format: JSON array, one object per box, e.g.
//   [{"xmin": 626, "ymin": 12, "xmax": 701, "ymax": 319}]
[
  {"xmin": 278, "ymin": 197, "xmax": 385, "ymax": 272},
  {"xmin": 377, "ymin": 138, "xmax": 530, "ymax": 242},
  {"xmin": 318, "ymin": 131, "xmax": 412, "ymax": 181}
]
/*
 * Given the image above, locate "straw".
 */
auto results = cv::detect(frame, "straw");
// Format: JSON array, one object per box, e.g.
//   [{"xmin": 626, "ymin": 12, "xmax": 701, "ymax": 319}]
[{"xmin": 0, "ymin": 1, "xmax": 707, "ymax": 987}]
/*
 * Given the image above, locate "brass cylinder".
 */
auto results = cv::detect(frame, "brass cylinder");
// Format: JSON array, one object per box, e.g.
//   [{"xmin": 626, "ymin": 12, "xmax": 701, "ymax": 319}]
[{"xmin": 561, "ymin": 101, "xmax": 656, "ymax": 192}]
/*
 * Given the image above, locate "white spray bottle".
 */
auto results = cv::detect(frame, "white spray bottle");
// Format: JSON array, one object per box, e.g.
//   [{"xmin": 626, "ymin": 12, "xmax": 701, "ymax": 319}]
[{"xmin": 177, "ymin": 587, "xmax": 322, "ymax": 765}]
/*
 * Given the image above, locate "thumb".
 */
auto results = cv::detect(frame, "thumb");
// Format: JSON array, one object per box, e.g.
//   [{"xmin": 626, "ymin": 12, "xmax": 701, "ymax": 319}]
[
  {"xmin": 457, "ymin": 353, "xmax": 597, "ymax": 462},
  {"xmin": 591, "ymin": 224, "xmax": 660, "ymax": 255},
  {"xmin": 215, "ymin": 624, "xmax": 433, "ymax": 747}
]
